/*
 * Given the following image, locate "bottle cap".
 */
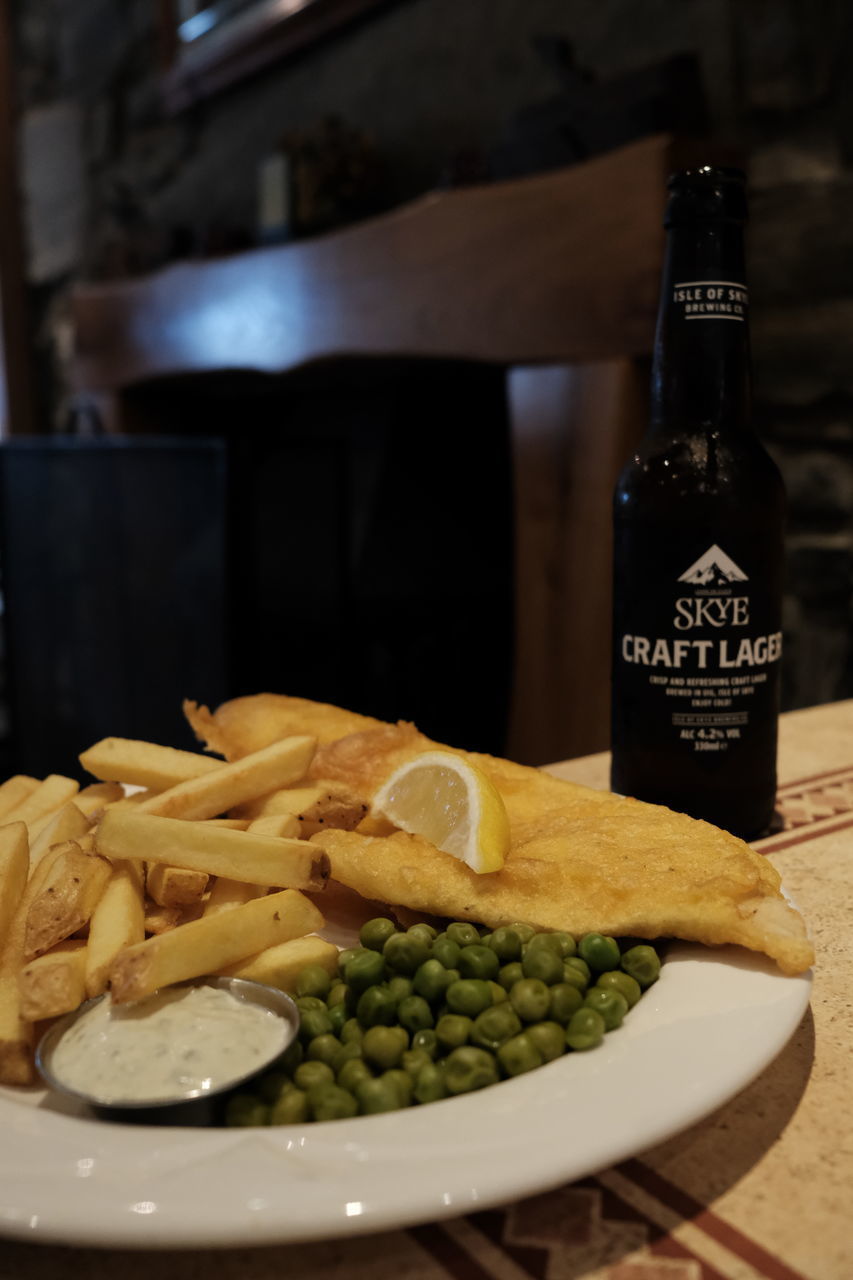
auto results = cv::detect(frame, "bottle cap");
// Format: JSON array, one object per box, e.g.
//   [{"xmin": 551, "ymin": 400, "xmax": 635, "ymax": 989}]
[{"xmin": 665, "ymin": 166, "xmax": 747, "ymax": 226}]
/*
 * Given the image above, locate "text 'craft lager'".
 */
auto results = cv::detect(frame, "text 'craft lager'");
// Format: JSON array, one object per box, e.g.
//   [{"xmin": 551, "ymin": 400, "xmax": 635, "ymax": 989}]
[{"xmin": 610, "ymin": 166, "xmax": 784, "ymax": 839}]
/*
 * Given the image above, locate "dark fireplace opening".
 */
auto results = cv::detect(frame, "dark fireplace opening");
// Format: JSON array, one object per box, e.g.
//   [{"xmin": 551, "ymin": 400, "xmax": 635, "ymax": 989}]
[{"xmin": 0, "ymin": 357, "xmax": 514, "ymax": 777}]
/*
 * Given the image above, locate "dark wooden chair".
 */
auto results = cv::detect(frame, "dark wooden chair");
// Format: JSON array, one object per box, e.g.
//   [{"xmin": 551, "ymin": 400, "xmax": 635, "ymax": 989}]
[{"xmin": 67, "ymin": 133, "xmax": 679, "ymax": 765}]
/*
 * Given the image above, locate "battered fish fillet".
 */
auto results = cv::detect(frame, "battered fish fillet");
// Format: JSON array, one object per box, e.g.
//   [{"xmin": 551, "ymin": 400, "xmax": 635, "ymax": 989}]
[
  {"xmin": 183, "ymin": 695, "xmax": 383, "ymax": 759},
  {"xmin": 186, "ymin": 695, "xmax": 814, "ymax": 974}
]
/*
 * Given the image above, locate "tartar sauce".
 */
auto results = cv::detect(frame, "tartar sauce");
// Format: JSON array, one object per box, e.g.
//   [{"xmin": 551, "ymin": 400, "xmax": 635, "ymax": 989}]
[{"xmin": 50, "ymin": 983, "xmax": 289, "ymax": 1104}]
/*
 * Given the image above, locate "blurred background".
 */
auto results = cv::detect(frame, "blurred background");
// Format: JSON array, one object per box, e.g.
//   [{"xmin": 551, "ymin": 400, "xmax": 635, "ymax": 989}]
[{"xmin": 0, "ymin": 0, "xmax": 850, "ymax": 777}]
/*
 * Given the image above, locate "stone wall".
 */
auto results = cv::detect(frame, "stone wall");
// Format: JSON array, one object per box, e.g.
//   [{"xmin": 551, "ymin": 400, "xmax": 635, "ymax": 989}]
[{"xmin": 12, "ymin": 0, "xmax": 853, "ymax": 712}]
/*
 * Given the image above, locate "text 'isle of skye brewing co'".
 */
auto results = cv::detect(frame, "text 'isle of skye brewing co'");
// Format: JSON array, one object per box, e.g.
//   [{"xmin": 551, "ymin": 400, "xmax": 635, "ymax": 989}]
[{"xmin": 610, "ymin": 166, "xmax": 784, "ymax": 839}]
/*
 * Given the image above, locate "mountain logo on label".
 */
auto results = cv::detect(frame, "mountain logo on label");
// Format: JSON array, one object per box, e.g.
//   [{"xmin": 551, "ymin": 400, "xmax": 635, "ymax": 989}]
[{"xmin": 677, "ymin": 544, "xmax": 748, "ymax": 586}]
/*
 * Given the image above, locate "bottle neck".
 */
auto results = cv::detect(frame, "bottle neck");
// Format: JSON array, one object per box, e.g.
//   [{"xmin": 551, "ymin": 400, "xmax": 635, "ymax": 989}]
[{"xmin": 650, "ymin": 219, "xmax": 752, "ymax": 435}]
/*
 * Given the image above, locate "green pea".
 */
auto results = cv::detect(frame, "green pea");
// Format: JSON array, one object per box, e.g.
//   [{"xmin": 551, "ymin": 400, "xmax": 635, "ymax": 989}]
[
  {"xmin": 584, "ymin": 987, "xmax": 629, "ymax": 1030},
  {"xmin": 526, "ymin": 930, "xmax": 576, "ymax": 959},
  {"xmin": 295, "ymin": 964, "xmax": 332, "ymax": 1000},
  {"xmin": 489, "ymin": 981, "xmax": 508, "ymax": 1003},
  {"xmin": 344, "ymin": 948, "xmax": 385, "ymax": 993},
  {"xmin": 359, "ymin": 916, "xmax": 397, "ymax": 952},
  {"xmin": 398, "ymin": 994, "xmax": 435, "ymax": 1032},
  {"xmin": 431, "ymin": 936, "xmax": 462, "ymax": 968},
  {"xmin": 338, "ymin": 946, "xmax": 369, "ymax": 971},
  {"xmin": 578, "ymin": 933, "xmax": 621, "ymax": 973},
  {"xmin": 296, "ymin": 995, "xmax": 326, "ymax": 1013},
  {"xmin": 596, "ymin": 970, "xmax": 642, "ymax": 1008},
  {"xmin": 225, "ymin": 1094, "xmax": 269, "ymax": 1126},
  {"xmin": 497, "ymin": 1032, "xmax": 544, "ymax": 1077},
  {"xmin": 457, "ymin": 944, "xmax": 500, "ymax": 982},
  {"xmin": 332, "ymin": 1038, "xmax": 363, "ymax": 1071},
  {"xmin": 299, "ymin": 1008, "xmax": 333, "ymax": 1042},
  {"xmin": 444, "ymin": 1046, "xmax": 500, "ymax": 1095},
  {"xmin": 470, "ymin": 1002, "xmax": 522, "ymax": 1051},
  {"xmin": 413, "ymin": 958, "xmax": 451, "ymax": 1002},
  {"xmin": 563, "ymin": 956, "xmax": 591, "ymax": 987},
  {"xmin": 549, "ymin": 982, "xmax": 584, "ymax": 1025},
  {"xmin": 521, "ymin": 946, "xmax": 564, "ymax": 985},
  {"xmin": 269, "ymin": 1089, "xmax": 309, "ymax": 1125},
  {"xmin": 383, "ymin": 932, "xmax": 430, "ymax": 974},
  {"xmin": 327, "ymin": 982, "xmax": 353, "ymax": 1011},
  {"xmin": 294, "ymin": 1060, "xmax": 335, "ymax": 1091},
  {"xmin": 526, "ymin": 1020, "xmax": 566, "ymax": 1062},
  {"xmin": 306, "ymin": 1033, "xmax": 342, "ymax": 1066},
  {"xmin": 488, "ymin": 927, "xmax": 524, "ymax": 962},
  {"xmin": 509, "ymin": 977, "xmax": 551, "ymax": 1023},
  {"xmin": 407, "ymin": 923, "xmax": 437, "ymax": 946},
  {"xmin": 414, "ymin": 1062, "xmax": 448, "ymax": 1104},
  {"xmin": 508, "ymin": 923, "xmax": 536, "ymax": 944},
  {"xmin": 309, "ymin": 1083, "xmax": 358, "ymax": 1121},
  {"xmin": 356, "ymin": 984, "xmax": 397, "ymax": 1028},
  {"xmin": 341, "ymin": 1017, "xmax": 363, "ymax": 1044},
  {"xmin": 337, "ymin": 1057, "xmax": 373, "ymax": 1092},
  {"xmin": 327, "ymin": 1003, "xmax": 347, "ymax": 1036},
  {"xmin": 446, "ymin": 978, "xmax": 493, "ymax": 1018},
  {"xmin": 499, "ymin": 961, "xmax": 524, "ymax": 991},
  {"xmin": 386, "ymin": 975, "xmax": 414, "ymax": 1004},
  {"xmin": 361, "ymin": 1024, "xmax": 409, "ymax": 1070},
  {"xmin": 436, "ymin": 1013, "xmax": 473, "ymax": 1051},
  {"xmin": 620, "ymin": 945, "xmax": 661, "ymax": 988},
  {"xmin": 255, "ymin": 1071, "xmax": 292, "ymax": 1104},
  {"xmin": 356, "ymin": 1076, "xmax": 405, "ymax": 1114},
  {"xmin": 411, "ymin": 1028, "xmax": 439, "ymax": 1059},
  {"xmin": 382, "ymin": 1068, "xmax": 414, "ymax": 1106},
  {"xmin": 402, "ymin": 1047, "xmax": 433, "ymax": 1079},
  {"xmin": 446, "ymin": 922, "xmax": 481, "ymax": 948},
  {"xmin": 565, "ymin": 1007, "xmax": 606, "ymax": 1051}
]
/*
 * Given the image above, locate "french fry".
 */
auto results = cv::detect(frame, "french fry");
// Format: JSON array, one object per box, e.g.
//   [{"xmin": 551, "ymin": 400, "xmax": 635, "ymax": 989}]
[
  {"xmin": 105, "ymin": 790, "xmax": 153, "ymax": 811},
  {"xmin": 143, "ymin": 902, "xmax": 185, "ymax": 935},
  {"xmin": 248, "ymin": 813, "xmax": 301, "ymax": 839},
  {"xmin": 79, "ymin": 737, "xmax": 224, "ymax": 791},
  {"xmin": 0, "ymin": 840, "xmax": 61, "ymax": 1084},
  {"xmin": 204, "ymin": 877, "xmax": 267, "ymax": 915},
  {"xmin": 232, "ymin": 782, "xmax": 367, "ymax": 834},
  {"xmin": 20, "ymin": 940, "xmax": 88, "ymax": 1021},
  {"xmin": 96, "ymin": 808, "xmax": 329, "ymax": 890},
  {"xmin": 2, "ymin": 775, "xmax": 79, "ymax": 831},
  {"xmin": 220, "ymin": 935, "xmax": 339, "ymax": 991},
  {"xmin": 28, "ymin": 802, "xmax": 91, "ymax": 872},
  {"xmin": 74, "ymin": 782, "xmax": 125, "ymax": 818},
  {"xmin": 24, "ymin": 842, "xmax": 112, "ymax": 961},
  {"xmin": 86, "ymin": 860, "xmax": 145, "ymax": 997},
  {"xmin": 0, "ymin": 824, "xmax": 29, "ymax": 947},
  {"xmin": 134, "ymin": 735, "xmax": 316, "ymax": 822},
  {"xmin": 146, "ymin": 863, "xmax": 209, "ymax": 908},
  {"xmin": 199, "ymin": 818, "xmax": 251, "ymax": 830},
  {"xmin": 0, "ymin": 776, "xmax": 39, "ymax": 820},
  {"xmin": 109, "ymin": 888, "xmax": 324, "ymax": 1003}
]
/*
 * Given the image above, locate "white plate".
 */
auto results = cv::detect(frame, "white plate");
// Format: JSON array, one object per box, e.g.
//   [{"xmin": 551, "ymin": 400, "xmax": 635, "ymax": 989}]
[{"xmin": 0, "ymin": 942, "xmax": 810, "ymax": 1250}]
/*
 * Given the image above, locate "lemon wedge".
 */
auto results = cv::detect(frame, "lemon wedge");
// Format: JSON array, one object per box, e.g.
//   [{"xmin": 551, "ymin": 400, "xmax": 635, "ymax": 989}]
[{"xmin": 372, "ymin": 751, "xmax": 510, "ymax": 874}]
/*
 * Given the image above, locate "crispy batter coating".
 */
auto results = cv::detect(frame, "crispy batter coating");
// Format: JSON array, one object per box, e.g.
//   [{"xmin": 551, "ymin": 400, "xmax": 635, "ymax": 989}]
[{"xmin": 183, "ymin": 695, "xmax": 382, "ymax": 760}]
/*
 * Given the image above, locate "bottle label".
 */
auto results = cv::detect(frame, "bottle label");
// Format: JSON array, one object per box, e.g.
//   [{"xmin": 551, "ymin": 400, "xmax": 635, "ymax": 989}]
[
  {"xmin": 672, "ymin": 280, "xmax": 748, "ymax": 322},
  {"xmin": 614, "ymin": 539, "xmax": 781, "ymax": 758}
]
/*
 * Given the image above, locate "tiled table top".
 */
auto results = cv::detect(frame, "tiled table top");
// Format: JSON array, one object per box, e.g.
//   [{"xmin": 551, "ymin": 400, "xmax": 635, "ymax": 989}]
[{"xmin": 3, "ymin": 701, "xmax": 851, "ymax": 1280}]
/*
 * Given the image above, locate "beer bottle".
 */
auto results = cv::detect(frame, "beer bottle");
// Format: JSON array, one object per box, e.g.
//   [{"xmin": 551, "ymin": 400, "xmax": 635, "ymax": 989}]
[{"xmin": 610, "ymin": 166, "xmax": 784, "ymax": 839}]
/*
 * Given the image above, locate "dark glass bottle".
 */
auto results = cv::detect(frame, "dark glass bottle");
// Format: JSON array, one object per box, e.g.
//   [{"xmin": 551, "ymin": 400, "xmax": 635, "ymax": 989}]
[{"xmin": 610, "ymin": 166, "xmax": 784, "ymax": 839}]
